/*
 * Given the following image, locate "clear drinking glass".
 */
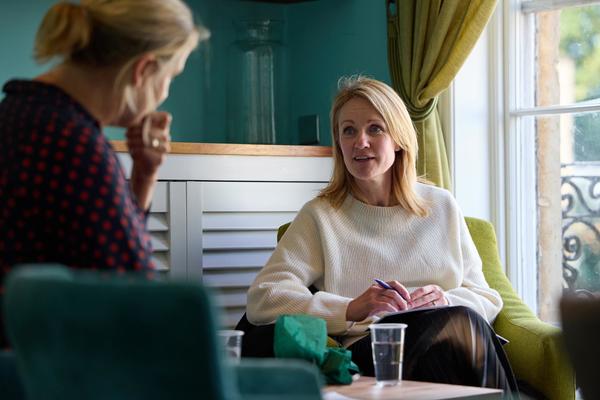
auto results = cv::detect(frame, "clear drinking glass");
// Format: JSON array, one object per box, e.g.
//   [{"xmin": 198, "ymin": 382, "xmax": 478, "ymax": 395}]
[
  {"xmin": 369, "ymin": 323, "xmax": 407, "ymax": 387},
  {"xmin": 217, "ymin": 330, "xmax": 244, "ymax": 362}
]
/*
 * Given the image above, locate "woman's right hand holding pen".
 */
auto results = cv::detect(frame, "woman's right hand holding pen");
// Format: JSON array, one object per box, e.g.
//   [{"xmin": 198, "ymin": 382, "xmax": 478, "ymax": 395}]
[{"xmin": 345, "ymin": 280, "xmax": 412, "ymax": 322}]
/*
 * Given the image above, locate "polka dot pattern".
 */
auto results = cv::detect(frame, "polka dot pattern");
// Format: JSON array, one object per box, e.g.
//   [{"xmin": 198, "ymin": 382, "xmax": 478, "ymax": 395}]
[{"xmin": 0, "ymin": 80, "xmax": 155, "ymax": 347}]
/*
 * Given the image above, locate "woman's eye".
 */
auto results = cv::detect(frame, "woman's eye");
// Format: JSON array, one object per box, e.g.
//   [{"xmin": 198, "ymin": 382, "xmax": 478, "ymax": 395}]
[
  {"xmin": 369, "ymin": 125, "xmax": 384, "ymax": 134},
  {"xmin": 342, "ymin": 126, "xmax": 355, "ymax": 135}
]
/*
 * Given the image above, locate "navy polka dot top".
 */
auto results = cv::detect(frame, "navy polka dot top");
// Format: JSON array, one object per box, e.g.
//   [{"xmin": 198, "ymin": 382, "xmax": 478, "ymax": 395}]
[{"xmin": 0, "ymin": 80, "xmax": 155, "ymax": 295}]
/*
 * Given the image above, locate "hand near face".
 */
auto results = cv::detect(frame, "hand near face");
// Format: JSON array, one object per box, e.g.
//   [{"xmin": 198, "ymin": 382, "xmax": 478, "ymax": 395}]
[
  {"xmin": 346, "ymin": 281, "xmax": 411, "ymax": 322},
  {"xmin": 126, "ymin": 111, "xmax": 172, "ymax": 178},
  {"xmin": 409, "ymin": 285, "xmax": 448, "ymax": 309}
]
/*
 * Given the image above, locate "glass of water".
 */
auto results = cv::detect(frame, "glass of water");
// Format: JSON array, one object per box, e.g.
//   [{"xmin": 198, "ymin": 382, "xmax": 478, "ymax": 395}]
[
  {"xmin": 369, "ymin": 323, "xmax": 407, "ymax": 387},
  {"xmin": 217, "ymin": 330, "xmax": 244, "ymax": 362}
]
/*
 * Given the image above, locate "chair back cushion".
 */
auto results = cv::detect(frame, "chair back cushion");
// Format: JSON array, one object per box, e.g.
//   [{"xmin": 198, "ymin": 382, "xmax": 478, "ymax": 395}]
[
  {"xmin": 464, "ymin": 217, "xmax": 537, "ymax": 322},
  {"xmin": 277, "ymin": 222, "xmax": 291, "ymax": 242},
  {"xmin": 0, "ymin": 351, "xmax": 25, "ymax": 400},
  {"xmin": 4, "ymin": 265, "xmax": 236, "ymax": 400}
]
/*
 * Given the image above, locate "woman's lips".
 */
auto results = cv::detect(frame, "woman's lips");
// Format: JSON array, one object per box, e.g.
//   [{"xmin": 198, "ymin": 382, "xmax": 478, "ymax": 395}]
[{"xmin": 353, "ymin": 156, "xmax": 375, "ymax": 162}]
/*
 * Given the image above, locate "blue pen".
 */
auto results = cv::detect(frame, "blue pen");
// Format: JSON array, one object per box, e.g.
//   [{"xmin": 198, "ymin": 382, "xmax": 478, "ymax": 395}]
[
  {"xmin": 374, "ymin": 279, "xmax": 411, "ymax": 303},
  {"xmin": 374, "ymin": 278, "xmax": 394, "ymax": 291}
]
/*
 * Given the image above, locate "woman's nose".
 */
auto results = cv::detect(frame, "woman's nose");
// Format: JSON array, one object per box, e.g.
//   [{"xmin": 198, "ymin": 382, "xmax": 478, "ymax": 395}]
[{"xmin": 354, "ymin": 130, "xmax": 369, "ymax": 148}]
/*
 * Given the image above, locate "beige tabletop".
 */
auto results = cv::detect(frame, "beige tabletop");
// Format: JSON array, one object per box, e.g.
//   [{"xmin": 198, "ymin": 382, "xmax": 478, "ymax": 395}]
[{"xmin": 323, "ymin": 376, "xmax": 504, "ymax": 400}]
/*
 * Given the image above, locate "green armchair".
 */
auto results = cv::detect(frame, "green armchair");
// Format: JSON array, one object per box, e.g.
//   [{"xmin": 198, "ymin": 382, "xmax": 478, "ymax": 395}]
[
  {"xmin": 465, "ymin": 217, "xmax": 575, "ymax": 400},
  {"xmin": 277, "ymin": 217, "xmax": 576, "ymax": 399},
  {"xmin": 3, "ymin": 264, "xmax": 322, "ymax": 400}
]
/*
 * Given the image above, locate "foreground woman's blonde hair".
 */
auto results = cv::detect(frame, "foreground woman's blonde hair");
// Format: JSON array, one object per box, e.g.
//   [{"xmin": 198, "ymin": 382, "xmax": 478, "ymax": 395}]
[
  {"xmin": 34, "ymin": 0, "xmax": 210, "ymax": 113},
  {"xmin": 319, "ymin": 76, "xmax": 428, "ymax": 217}
]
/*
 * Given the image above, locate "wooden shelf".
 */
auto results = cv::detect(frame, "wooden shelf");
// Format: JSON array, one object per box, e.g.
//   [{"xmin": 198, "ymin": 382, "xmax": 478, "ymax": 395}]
[
  {"xmin": 241, "ymin": 0, "xmax": 316, "ymax": 3},
  {"xmin": 110, "ymin": 141, "xmax": 332, "ymax": 157}
]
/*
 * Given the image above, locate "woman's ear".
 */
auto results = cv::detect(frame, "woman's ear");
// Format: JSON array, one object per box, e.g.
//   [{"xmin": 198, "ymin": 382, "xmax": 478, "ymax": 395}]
[{"xmin": 131, "ymin": 53, "xmax": 159, "ymax": 88}]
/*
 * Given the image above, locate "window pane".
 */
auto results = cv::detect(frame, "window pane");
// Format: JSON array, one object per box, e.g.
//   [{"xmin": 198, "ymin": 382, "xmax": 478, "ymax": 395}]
[
  {"xmin": 536, "ymin": 5, "xmax": 600, "ymax": 107},
  {"xmin": 540, "ymin": 112, "xmax": 600, "ymax": 292}
]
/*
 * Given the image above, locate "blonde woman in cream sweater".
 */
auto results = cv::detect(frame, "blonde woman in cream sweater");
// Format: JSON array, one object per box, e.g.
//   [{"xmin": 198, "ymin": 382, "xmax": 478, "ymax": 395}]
[{"xmin": 241, "ymin": 76, "xmax": 517, "ymax": 395}]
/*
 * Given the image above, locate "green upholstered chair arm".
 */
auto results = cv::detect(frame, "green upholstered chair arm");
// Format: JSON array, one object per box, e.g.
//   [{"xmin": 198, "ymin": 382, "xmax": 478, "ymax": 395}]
[
  {"xmin": 235, "ymin": 358, "xmax": 323, "ymax": 400},
  {"xmin": 465, "ymin": 217, "xmax": 576, "ymax": 400},
  {"xmin": 277, "ymin": 222, "xmax": 291, "ymax": 242}
]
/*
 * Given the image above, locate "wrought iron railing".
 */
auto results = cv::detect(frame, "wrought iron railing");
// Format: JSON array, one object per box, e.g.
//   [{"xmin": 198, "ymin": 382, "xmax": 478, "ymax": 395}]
[{"xmin": 562, "ymin": 162, "xmax": 600, "ymax": 291}]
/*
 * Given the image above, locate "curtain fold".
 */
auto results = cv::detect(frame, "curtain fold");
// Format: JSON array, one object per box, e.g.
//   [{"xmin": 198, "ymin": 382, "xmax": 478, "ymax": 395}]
[{"xmin": 387, "ymin": 0, "xmax": 497, "ymax": 189}]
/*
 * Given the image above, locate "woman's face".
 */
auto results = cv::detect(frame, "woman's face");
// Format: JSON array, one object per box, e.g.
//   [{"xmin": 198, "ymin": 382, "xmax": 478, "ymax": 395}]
[
  {"xmin": 125, "ymin": 47, "xmax": 192, "ymax": 125},
  {"xmin": 338, "ymin": 96, "xmax": 399, "ymax": 190}
]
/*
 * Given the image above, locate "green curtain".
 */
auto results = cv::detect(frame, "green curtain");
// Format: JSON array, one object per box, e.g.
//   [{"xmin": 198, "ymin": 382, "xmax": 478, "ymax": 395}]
[{"xmin": 387, "ymin": 0, "xmax": 497, "ymax": 189}]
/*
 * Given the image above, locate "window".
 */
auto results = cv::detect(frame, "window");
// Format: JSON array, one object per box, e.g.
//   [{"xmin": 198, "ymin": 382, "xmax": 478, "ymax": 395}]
[{"xmin": 506, "ymin": 0, "xmax": 600, "ymax": 320}]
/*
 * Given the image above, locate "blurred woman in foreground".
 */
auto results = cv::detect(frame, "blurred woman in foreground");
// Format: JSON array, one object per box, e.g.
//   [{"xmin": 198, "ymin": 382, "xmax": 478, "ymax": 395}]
[{"xmin": 0, "ymin": 0, "xmax": 209, "ymax": 347}]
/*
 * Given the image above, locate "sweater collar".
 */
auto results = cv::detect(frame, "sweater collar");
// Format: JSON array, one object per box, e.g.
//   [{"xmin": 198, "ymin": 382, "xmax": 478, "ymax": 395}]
[{"xmin": 342, "ymin": 194, "xmax": 411, "ymax": 219}]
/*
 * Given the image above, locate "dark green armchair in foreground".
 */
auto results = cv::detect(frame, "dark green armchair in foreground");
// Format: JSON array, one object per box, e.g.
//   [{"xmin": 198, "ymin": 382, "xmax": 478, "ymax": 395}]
[
  {"xmin": 277, "ymin": 217, "xmax": 576, "ymax": 400},
  {"xmin": 0, "ymin": 350, "xmax": 24, "ymax": 400},
  {"xmin": 3, "ymin": 265, "xmax": 322, "ymax": 400}
]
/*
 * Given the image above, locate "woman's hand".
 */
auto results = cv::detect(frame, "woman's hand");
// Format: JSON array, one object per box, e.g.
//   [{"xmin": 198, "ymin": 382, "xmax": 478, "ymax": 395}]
[
  {"xmin": 346, "ymin": 280, "xmax": 411, "ymax": 321},
  {"xmin": 409, "ymin": 285, "xmax": 448, "ymax": 309},
  {"xmin": 126, "ymin": 111, "xmax": 172, "ymax": 178},
  {"xmin": 126, "ymin": 111, "xmax": 172, "ymax": 210}
]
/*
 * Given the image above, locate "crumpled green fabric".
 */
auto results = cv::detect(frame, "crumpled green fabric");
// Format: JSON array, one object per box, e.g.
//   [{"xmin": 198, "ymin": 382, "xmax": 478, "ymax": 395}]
[{"xmin": 273, "ymin": 314, "xmax": 359, "ymax": 384}]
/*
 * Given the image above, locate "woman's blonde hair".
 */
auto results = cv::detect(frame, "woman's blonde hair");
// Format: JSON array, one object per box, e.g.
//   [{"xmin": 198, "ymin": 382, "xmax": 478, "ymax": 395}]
[
  {"xmin": 319, "ymin": 76, "xmax": 428, "ymax": 217},
  {"xmin": 34, "ymin": 0, "xmax": 210, "ymax": 113}
]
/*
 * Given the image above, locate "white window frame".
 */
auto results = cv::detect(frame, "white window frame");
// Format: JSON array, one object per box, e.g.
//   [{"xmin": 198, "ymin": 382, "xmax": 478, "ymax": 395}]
[{"xmin": 501, "ymin": 0, "xmax": 600, "ymax": 316}]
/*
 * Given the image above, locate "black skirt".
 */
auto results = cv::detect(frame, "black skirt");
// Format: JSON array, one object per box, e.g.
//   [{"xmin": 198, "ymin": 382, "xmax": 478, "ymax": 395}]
[{"xmin": 349, "ymin": 306, "xmax": 518, "ymax": 397}]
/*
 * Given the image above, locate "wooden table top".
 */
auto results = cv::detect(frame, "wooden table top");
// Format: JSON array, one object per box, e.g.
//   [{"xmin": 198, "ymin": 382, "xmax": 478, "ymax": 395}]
[{"xmin": 323, "ymin": 376, "xmax": 504, "ymax": 400}]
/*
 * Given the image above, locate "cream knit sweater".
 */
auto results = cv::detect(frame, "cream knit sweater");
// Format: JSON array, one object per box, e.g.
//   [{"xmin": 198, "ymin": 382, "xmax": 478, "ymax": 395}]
[{"xmin": 246, "ymin": 183, "xmax": 502, "ymax": 337}]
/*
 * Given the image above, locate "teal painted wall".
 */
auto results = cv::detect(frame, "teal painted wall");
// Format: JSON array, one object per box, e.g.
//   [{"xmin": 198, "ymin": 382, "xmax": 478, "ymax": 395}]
[
  {"xmin": 286, "ymin": 0, "xmax": 391, "ymax": 146},
  {"xmin": 0, "ymin": 0, "xmax": 389, "ymax": 145},
  {"xmin": 0, "ymin": 1, "xmax": 55, "ymax": 82}
]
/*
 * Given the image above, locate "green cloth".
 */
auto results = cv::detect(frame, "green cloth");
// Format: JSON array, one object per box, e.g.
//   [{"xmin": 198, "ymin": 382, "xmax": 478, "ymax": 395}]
[
  {"xmin": 387, "ymin": 0, "xmax": 498, "ymax": 189},
  {"xmin": 273, "ymin": 315, "xmax": 358, "ymax": 385}
]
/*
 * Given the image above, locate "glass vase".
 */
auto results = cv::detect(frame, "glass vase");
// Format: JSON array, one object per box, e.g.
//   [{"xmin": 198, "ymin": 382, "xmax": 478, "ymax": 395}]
[{"xmin": 226, "ymin": 19, "xmax": 287, "ymax": 144}]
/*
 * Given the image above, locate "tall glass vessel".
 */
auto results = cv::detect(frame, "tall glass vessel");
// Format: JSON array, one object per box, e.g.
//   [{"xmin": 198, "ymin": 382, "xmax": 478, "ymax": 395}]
[{"xmin": 226, "ymin": 20, "xmax": 287, "ymax": 144}]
